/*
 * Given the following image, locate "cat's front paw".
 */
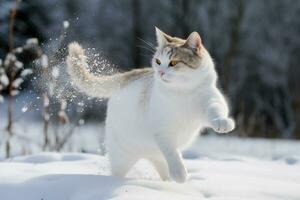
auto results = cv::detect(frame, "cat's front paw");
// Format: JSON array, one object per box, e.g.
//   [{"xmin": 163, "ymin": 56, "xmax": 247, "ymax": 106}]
[
  {"xmin": 211, "ymin": 117, "xmax": 235, "ymax": 133},
  {"xmin": 169, "ymin": 163, "xmax": 187, "ymax": 183}
]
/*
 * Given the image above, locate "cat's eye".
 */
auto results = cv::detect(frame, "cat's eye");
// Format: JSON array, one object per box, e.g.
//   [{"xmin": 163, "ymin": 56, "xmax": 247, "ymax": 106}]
[
  {"xmin": 169, "ymin": 60, "xmax": 178, "ymax": 67},
  {"xmin": 155, "ymin": 58, "xmax": 161, "ymax": 65}
]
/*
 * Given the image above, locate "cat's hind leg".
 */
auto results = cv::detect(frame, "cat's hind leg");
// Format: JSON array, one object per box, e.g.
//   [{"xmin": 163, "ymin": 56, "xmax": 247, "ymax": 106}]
[
  {"xmin": 107, "ymin": 147, "xmax": 138, "ymax": 177},
  {"xmin": 106, "ymin": 126, "xmax": 138, "ymax": 177}
]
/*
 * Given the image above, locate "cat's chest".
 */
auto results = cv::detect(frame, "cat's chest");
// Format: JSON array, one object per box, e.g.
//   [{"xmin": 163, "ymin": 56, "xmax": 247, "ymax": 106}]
[
  {"xmin": 166, "ymin": 97, "xmax": 198, "ymax": 117},
  {"xmin": 148, "ymin": 91, "xmax": 204, "ymax": 129}
]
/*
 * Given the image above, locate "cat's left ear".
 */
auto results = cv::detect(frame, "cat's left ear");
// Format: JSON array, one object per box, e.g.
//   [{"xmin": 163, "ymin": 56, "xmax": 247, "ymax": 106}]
[
  {"xmin": 184, "ymin": 32, "xmax": 202, "ymax": 53},
  {"xmin": 155, "ymin": 27, "xmax": 172, "ymax": 47}
]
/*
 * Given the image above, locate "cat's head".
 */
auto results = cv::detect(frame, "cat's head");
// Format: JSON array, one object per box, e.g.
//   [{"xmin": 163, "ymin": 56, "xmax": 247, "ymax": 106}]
[{"xmin": 152, "ymin": 27, "xmax": 213, "ymax": 89}]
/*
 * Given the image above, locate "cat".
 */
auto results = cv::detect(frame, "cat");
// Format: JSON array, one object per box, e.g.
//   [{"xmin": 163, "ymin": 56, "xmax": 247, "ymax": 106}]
[{"xmin": 66, "ymin": 27, "xmax": 235, "ymax": 183}]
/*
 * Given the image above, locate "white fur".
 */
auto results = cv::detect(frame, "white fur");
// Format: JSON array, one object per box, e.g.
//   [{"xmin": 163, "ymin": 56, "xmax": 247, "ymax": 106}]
[{"xmin": 67, "ymin": 34, "xmax": 235, "ymax": 183}]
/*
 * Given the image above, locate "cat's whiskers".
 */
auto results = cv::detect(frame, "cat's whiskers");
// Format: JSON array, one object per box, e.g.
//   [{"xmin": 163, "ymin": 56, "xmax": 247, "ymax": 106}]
[{"xmin": 138, "ymin": 37, "xmax": 156, "ymax": 51}]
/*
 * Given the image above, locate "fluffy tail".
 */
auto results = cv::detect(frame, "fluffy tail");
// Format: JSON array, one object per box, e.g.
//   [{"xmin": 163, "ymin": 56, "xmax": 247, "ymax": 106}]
[{"xmin": 66, "ymin": 42, "xmax": 153, "ymax": 98}]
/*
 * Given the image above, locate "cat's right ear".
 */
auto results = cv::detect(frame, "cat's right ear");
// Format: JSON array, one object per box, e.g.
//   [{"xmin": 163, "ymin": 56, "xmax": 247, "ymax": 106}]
[
  {"xmin": 155, "ymin": 27, "xmax": 171, "ymax": 47},
  {"xmin": 184, "ymin": 32, "xmax": 202, "ymax": 51}
]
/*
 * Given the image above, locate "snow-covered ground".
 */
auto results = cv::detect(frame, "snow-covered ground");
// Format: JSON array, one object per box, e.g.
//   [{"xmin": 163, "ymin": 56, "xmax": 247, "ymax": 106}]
[{"xmin": 1, "ymin": 135, "xmax": 300, "ymax": 200}]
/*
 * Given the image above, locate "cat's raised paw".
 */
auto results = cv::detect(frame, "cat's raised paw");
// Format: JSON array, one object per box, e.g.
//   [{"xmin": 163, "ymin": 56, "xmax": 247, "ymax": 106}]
[{"xmin": 211, "ymin": 117, "xmax": 235, "ymax": 133}]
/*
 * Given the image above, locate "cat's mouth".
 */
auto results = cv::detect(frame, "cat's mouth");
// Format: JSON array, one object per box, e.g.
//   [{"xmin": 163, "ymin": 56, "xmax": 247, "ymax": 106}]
[
  {"xmin": 155, "ymin": 71, "xmax": 171, "ymax": 83},
  {"xmin": 160, "ymin": 76, "xmax": 171, "ymax": 83}
]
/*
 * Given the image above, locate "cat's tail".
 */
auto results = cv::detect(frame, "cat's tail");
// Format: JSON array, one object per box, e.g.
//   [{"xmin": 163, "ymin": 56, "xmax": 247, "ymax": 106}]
[{"xmin": 66, "ymin": 42, "xmax": 153, "ymax": 98}]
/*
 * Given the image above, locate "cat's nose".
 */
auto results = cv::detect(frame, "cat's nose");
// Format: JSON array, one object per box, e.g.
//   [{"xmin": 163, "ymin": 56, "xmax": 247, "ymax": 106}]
[{"xmin": 158, "ymin": 70, "xmax": 165, "ymax": 76}]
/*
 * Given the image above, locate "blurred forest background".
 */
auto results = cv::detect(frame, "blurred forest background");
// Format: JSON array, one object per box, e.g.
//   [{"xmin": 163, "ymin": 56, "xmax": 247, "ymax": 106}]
[{"xmin": 0, "ymin": 0, "xmax": 300, "ymax": 146}]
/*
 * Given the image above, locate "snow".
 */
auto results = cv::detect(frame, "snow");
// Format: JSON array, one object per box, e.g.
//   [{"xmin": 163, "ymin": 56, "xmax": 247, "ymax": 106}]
[
  {"xmin": 5, "ymin": 53, "xmax": 16, "ymax": 63},
  {"xmin": 51, "ymin": 66, "xmax": 60, "ymax": 78},
  {"xmin": 15, "ymin": 60, "xmax": 23, "ymax": 69},
  {"xmin": 43, "ymin": 95, "xmax": 50, "ymax": 107},
  {"xmin": 0, "ymin": 136, "xmax": 300, "ymax": 200},
  {"xmin": 14, "ymin": 47, "xmax": 23, "ymax": 53},
  {"xmin": 20, "ymin": 69, "xmax": 33, "ymax": 77},
  {"xmin": 26, "ymin": 38, "xmax": 39, "ymax": 45},
  {"xmin": 63, "ymin": 20, "xmax": 70, "ymax": 29},
  {"xmin": 0, "ymin": 74, "xmax": 9, "ymax": 86},
  {"xmin": 40, "ymin": 54, "xmax": 49, "ymax": 68},
  {"xmin": 11, "ymin": 90, "xmax": 19, "ymax": 96},
  {"xmin": 12, "ymin": 78, "xmax": 24, "ymax": 88},
  {"xmin": 21, "ymin": 105, "xmax": 28, "ymax": 113}
]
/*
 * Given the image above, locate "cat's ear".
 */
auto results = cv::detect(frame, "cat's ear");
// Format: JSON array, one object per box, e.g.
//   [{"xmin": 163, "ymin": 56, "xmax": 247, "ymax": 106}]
[
  {"xmin": 184, "ymin": 32, "xmax": 202, "ymax": 52},
  {"xmin": 155, "ymin": 27, "xmax": 172, "ymax": 47}
]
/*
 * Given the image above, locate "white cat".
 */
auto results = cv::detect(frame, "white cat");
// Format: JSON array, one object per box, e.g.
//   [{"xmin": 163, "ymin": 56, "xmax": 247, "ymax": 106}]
[{"xmin": 66, "ymin": 27, "xmax": 235, "ymax": 183}]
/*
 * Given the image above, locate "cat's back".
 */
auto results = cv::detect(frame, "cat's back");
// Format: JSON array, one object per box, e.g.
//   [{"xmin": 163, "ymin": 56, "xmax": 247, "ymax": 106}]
[{"xmin": 106, "ymin": 69, "xmax": 154, "ymax": 127}]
